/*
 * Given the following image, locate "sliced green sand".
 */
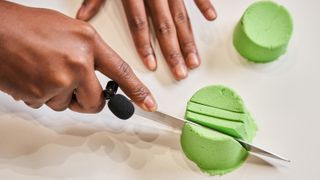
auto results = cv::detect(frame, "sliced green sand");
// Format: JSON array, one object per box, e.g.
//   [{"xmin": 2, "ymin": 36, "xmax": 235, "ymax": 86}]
[
  {"xmin": 185, "ymin": 111, "xmax": 249, "ymax": 141},
  {"xmin": 233, "ymin": 1, "xmax": 293, "ymax": 63},
  {"xmin": 181, "ymin": 85, "xmax": 257, "ymax": 175}
]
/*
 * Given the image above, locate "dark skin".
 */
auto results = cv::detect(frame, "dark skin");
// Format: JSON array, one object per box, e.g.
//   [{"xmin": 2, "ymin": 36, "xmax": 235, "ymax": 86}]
[
  {"xmin": 76, "ymin": 0, "xmax": 217, "ymax": 80},
  {"xmin": 0, "ymin": 0, "xmax": 216, "ymax": 113},
  {"xmin": 0, "ymin": 1, "xmax": 156, "ymax": 113}
]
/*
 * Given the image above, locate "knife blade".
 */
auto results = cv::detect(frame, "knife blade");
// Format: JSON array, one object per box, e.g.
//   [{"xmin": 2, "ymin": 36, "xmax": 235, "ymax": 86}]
[{"xmin": 133, "ymin": 104, "xmax": 290, "ymax": 163}]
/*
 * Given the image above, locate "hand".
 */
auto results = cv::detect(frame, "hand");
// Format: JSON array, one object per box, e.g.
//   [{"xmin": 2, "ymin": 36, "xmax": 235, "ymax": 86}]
[
  {"xmin": 77, "ymin": 0, "xmax": 217, "ymax": 80},
  {"xmin": 0, "ymin": 1, "xmax": 157, "ymax": 113}
]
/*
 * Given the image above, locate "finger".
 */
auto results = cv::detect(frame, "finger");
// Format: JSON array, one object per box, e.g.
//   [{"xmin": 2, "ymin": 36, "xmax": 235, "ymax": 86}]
[
  {"xmin": 24, "ymin": 101, "xmax": 43, "ymax": 109},
  {"xmin": 146, "ymin": 0, "xmax": 188, "ymax": 80},
  {"xmin": 76, "ymin": 0, "xmax": 105, "ymax": 21},
  {"xmin": 194, "ymin": 0, "xmax": 217, "ymax": 20},
  {"xmin": 169, "ymin": 0, "xmax": 200, "ymax": 69},
  {"xmin": 45, "ymin": 90, "xmax": 74, "ymax": 111},
  {"xmin": 93, "ymin": 35, "xmax": 157, "ymax": 112},
  {"xmin": 122, "ymin": 0, "xmax": 157, "ymax": 71},
  {"xmin": 69, "ymin": 67, "xmax": 106, "ymax": 113}
]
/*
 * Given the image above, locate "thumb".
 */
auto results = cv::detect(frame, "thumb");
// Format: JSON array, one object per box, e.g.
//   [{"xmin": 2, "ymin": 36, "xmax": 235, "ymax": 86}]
[{"xmin": 76, "ymin": 0, "xmax": 106, "ymax": 21}]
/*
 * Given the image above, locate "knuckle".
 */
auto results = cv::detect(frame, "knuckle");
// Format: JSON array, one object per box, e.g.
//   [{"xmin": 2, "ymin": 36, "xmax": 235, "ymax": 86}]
[
  {"xmin": 66, "ymin": 53, "xmax": 92, "ymax": 74},
  {"xmin": 173, "ymin": 12, "xmax": 187, "ymax": 24},
  {"xmin": 118, "ymin": 61, "xmax": 133, "ymax": 80},
  {"xmin": 76, "ymin": 58, "xmax": 91, "ymax": 72},
  {"xmin": 33, "ymin": 105, "xmax": 43, "ymax": 109},
  {"xmin": 128, "ymin": 16, "xmax": 147, "ymax": 31},
  {"xmin": 131, "ymin": 86, "xmax": 149, "ymax": 102},
  {"xmin": 12, "ymin": 95, "xmax": 21, "ymax": 101},
  {"xmin": 24, "ymin": 101, "xmax": 43, "ymax": 109},
  {"xmin": 138, "ymin": 44, "xmax": 153, "ymax": 57},
  {"xmin": 86, "ymin": 100, "xmax": 105, "ymax": 113},
  {"xmin": 78, "ymin": 22, "xmax": 97, "ymax": 39},
  {"xmin": 157, "ymin": 20, "xmax": 174, "ymax": 35},
  {"xmin": 53, "ymin": 74, "xmax": 74, "ymax": 89},
  {"xmin": 29, "ymin": 86, "xmax": 46, "ymax": 100},
  {"xmin": 50, "ymin": 105, "xmax": 68, "ymax": 112},
  {"xmin": 181, "ymin": 41, "xmax": 197, "ymax": 53},
  {"xmin": 167, "ymin": 51, "xmax": 183, "ymax": 67}
]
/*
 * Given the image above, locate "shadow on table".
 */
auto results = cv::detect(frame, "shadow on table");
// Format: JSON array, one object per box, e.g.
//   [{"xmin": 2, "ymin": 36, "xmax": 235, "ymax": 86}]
[
  {"xmin": 0, "ymin": 106, "xmax": 201, "ymax": 179},
  {"xmin": 0, "ymin": 107, "xmax": 278, "ymax": 179}
]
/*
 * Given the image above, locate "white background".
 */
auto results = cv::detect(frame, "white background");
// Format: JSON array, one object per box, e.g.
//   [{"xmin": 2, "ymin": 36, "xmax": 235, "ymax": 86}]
[{"xmin": 0, "ymin": 0, "xmax": 319, "ymax": 179}]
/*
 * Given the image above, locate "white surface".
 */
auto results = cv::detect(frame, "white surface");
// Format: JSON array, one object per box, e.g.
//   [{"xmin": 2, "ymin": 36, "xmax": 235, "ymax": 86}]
[{"xmin": 0, "ymin": 0, "xmax": 319, "ymax": 179}]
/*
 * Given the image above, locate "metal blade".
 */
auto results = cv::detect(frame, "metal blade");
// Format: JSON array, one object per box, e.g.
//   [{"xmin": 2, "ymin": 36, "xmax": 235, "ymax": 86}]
[
  {"xmin": 235, "ymin": 138, "xmax": 290, "ymax": 162},
  {"xmin": 133, "ymin": 105, "xmax": 290, "ymax": 163}
]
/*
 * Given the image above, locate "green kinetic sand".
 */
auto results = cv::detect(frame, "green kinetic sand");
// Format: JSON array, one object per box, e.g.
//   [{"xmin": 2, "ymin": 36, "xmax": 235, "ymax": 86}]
[
  {"xmin": 181, "ymin": 85, "xmax": 257, "ymax": 175},
  {"xmin": 233, "ymin": 1, "xmax": 293, "ymax": 63}
]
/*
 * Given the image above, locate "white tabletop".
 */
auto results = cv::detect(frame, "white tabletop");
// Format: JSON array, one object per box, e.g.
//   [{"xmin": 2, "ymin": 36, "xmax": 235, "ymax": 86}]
[{"xmin": 0, "ymin": 0, "xmax": 319, "ymax": 179}]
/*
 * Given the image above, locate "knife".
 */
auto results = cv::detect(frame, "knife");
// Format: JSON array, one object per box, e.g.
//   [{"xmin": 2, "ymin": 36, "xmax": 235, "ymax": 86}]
[
  {"xmin": 133, "ymin": 104, "xmax": 290, "ymax": 163},
  {"xmin": 103, "ymin": 80, "xmax": 290, "ymax": 163}
]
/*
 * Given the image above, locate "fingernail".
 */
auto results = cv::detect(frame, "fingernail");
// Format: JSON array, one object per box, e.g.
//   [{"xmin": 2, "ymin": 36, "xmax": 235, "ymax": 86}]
[
  {"xmin": 206, "ymin": 9, "xmax": 216, "ymax": 20},
  {"xmin": 145, "ymin": 55, "xmax": 157, "ymax": 71},
  {"xmin": 142, "ymin": 96, "xmax": 157, "ymax": 112},
  {"xmin": 187, "ymin": 53, "xmax": 200, "ymax": 69},
  {"xmin": 174, "ymin": 65, "xmax": 188, "ymax": 80}
]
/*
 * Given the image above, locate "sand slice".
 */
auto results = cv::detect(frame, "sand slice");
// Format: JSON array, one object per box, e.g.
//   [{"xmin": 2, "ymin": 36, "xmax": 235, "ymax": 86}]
[
  {"xmin": 185, "ymin": 111, "xmax": 248, "ymax": 140},
  {"xmin": 187, "ymin": 101, "xmax": 249, "ymax": 123},
  {"xmin": 189, "ymin": 86, "xmax": 246, "ymax": 113}
]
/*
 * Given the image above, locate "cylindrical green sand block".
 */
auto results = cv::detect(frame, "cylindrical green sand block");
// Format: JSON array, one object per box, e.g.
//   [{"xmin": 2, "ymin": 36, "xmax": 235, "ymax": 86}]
[
  {"xmin": 181, "ymin": 85, "xmax": 257, "ymax": 175},
  {"xmin": 233, "ymin": 1, "xmax": 293, "ymax": 63}
]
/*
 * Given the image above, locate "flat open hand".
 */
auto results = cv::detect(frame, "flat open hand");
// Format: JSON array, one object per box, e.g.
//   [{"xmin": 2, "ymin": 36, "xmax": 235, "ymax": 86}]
[{"xmin": 77, "ymin": 0, "xmax": 217, "ymax": 80}]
